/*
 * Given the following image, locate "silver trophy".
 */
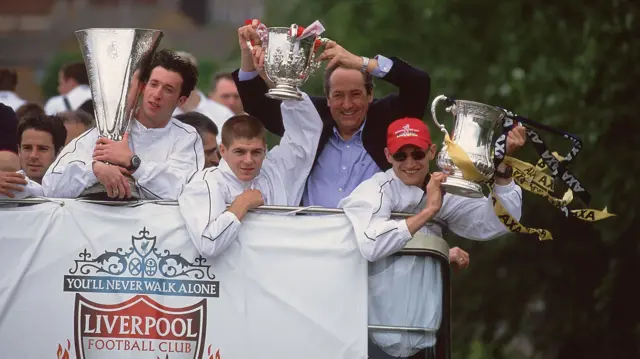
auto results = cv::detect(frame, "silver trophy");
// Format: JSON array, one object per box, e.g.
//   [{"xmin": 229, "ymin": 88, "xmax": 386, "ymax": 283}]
[
  {"xmin": 247, "ymin": 24, "xmax": 329, "ymax": 100},
  {"xmin": 76, "ymin": 28, "xmax": 163, "ymax": 200},
  {"xmin": 431, "ymin": 95, "xmax": 506, "ymax": 198}
]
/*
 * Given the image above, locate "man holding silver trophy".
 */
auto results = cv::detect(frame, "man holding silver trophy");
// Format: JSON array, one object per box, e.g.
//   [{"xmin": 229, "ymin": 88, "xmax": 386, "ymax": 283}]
[
  {"xmin": 233, "ymin": 19, "xmax": 431, "ymax": 208},
  {"xmin": 42, "ymin": 29, "xmax": 204, "ymax": 201}
]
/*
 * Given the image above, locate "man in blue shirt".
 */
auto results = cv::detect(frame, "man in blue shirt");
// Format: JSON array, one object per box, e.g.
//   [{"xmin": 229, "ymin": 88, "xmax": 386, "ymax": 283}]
[{"xmin": 233, "ymin": 20, "xmax": 431, "ymax": 208}]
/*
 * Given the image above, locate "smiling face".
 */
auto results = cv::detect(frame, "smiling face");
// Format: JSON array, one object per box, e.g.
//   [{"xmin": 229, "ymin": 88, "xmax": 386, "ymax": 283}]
[
  {"xmin": 19, "ymin": 129, "xmax": 57, "ymax": 183},
  {"xmin": 139, "ymin": 66, "xmax": 187, "ymax": 127},
  {"xmin": 220, "ymin": 137, "xmax": 266, "ymax": 181},
  {"xmin": 385, "ymin": 144, "xmax": 437, "ymax": 187},
  {"xmin": 326, "ymin": 67, "xmax": 373, "ymax": 138}
]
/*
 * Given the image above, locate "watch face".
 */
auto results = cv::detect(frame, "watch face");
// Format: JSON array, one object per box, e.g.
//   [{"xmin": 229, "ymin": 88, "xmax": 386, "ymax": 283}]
[{"xmin": 132, "ymin": 156, "xmax": 141, "ymax": 168}]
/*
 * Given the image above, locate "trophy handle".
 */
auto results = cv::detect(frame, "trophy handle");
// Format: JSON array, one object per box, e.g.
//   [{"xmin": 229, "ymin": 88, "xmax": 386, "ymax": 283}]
[{"xmin": 431, "ymin": 95, "xmax": 451, "ymax": 137}]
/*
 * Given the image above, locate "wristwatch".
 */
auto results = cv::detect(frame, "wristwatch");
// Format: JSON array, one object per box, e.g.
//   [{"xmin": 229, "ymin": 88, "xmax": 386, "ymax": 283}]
[
  {"xmin": 360, "ymin": 56, "xmax": 370, "ymax": 73},
  {"xmin": 495, "ymin": 165, "xmax": 513, "ymax": 179},
  {"xmin": 128, "ymin": 155, "xmax": 141, "ymax": 171}
]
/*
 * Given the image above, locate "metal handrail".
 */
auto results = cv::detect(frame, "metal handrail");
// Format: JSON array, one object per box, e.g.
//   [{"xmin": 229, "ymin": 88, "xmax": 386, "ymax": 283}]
[
  {"xmin": 368, "ymin": 324, "xmax": 438, "ymax": 333},
  {"xmin": 0, "ymin": 197, "xmax": 415, "ymax": 218}
]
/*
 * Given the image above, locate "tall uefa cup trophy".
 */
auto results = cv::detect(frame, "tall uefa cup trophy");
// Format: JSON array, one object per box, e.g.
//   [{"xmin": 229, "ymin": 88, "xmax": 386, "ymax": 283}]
[
  {"xmin": 247, "ymin": 24, "xmax": 329, "ymax": 100},
  {"xmin": 431, "ymin": 95, "xmax": 506, "ymax": 198},
  {"xmin": 76, "ymin": 28, "xmax": 163, "ymax": 200}
]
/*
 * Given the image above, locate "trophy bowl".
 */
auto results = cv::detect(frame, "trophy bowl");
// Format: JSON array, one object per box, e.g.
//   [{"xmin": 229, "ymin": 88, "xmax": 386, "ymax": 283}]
[
  {"xmin": 247, "ymin": 24, "xmax": 329, "ymax": 101},
  {"xmin": 431, "ymin": 95, "xmax": 506, "ymax": 198}
]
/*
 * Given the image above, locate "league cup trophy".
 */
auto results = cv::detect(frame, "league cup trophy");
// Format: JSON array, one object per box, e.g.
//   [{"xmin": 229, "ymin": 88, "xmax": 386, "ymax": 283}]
[
  {"xmin": 247, "ymin": 22, "xmax": 329, "ymax": 100},
  {"xmin": 431, "ymin": 95, "xmax": 506, "ymax": 198},
  {"xmin": 76, "ymin": 28, "xmax": 163, "ymax": 200}
]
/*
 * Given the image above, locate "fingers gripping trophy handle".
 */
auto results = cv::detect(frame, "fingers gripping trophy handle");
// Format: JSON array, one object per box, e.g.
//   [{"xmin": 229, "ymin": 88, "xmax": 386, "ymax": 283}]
[
  {"xmin": 246, "ymin": 26, "xmax": 267, "ymax": 51},
  {"xmin": 431, "ymin": 95, "xmax": 451, "ymax": 138}
]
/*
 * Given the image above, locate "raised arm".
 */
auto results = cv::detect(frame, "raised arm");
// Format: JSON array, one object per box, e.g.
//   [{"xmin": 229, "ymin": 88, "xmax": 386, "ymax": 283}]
[
  {"xmin": 267, "ymin": 92, "xmax": 323, "ymax": 206},
  {"xmin": 42, "ymin": 128, "xmax": 98, "ymax": 198}
]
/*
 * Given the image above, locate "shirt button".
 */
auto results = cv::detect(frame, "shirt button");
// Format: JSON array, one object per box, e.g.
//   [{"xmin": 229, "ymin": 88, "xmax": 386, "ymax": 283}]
[
  {"xmin": 341, "ymin": 166, "xmax": 346, "ymax": 170},
  {"xmin": 338, "ymin": 188, "xmax": 343, "ymax": 192},
  {"xmin": 346, "ymin": 145, "xmax": 350, "ymax": 149}
]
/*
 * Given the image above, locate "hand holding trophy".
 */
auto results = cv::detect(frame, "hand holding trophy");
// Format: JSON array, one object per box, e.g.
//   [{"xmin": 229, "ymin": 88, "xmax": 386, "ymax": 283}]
[{"xmin": 240, "ymin": 20, "xmax": 330, "ymax": 100}]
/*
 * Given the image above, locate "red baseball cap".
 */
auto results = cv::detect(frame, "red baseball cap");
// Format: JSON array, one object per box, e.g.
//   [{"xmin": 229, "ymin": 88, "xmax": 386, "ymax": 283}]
[{"xmin": 387, "ymin": 118, "xmax": 432, "ymax": 154}]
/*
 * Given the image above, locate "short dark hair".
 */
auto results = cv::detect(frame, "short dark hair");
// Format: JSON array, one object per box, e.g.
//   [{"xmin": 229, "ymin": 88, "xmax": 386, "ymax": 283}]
[
  {"xmin": 78, "ymin": 99, "xmax": 94, "ymax": 119},
  {"xmin": 148, "ymin": 49, "xmax": 199, "ymax": 97},
  {"xmin": 60, "ymin": 62, "xmax": 89, "ymax": 85},
  {"xmin": 323, "ymin": 66, "xmax": 374, "ymax": 97},
  {"xmin": 175, "ymin": 111, "xmax": 218, "ymax": 136},
  {"xmin": 58, "ymin": 110, "xmax": 95, "ymax": 129},
  {"xmin": 210, "ymin": 72, "xmax": 233, "ymax": 92},
  {"xmin": 221, "ymin": 115, "xmax": 265, "ymax": 147},
  {"xmin": 17, "ymin": 115, "xmax": 67, "ymax": 154},
  {"xmin": 0, "ymin": 69, "xmax": 18, "ymax": 91},
  {"xmin": 15, "ymin": 102, "xmax": 45, "ymax": 120}
]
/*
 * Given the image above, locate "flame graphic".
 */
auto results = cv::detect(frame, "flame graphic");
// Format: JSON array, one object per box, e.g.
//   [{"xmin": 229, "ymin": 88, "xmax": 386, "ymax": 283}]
[
  {"xmin": 56, "ymin": 340, "xmax": 71, "ymax": 359},
  {"xmin": 207, "ymin": 345, "xmax": 221, "ymax": 359}
]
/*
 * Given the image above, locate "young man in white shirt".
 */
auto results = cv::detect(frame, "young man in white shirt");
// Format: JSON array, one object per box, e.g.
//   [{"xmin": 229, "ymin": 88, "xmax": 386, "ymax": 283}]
[
  {"xmin": 42, "ymin": 49, "xmax": 204, "ymax": 200},
  {"xmin": 0, "ymin": 69, "xmax": 26, "ymax": 111},
  {"xmin": 178, "ymin": 92, "xmax": 322, "ymax": 258},
  {"xmin": 339, "ymin": 117, "xmax": 526, "ymax": 359},
  {"xmin": 44, "ymin": 62, "xmax": 93, "ymax": 115}
]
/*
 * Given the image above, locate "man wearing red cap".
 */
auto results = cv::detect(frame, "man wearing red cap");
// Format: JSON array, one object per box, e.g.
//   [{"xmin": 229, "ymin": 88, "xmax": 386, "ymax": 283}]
[{"xmin": 339, "ymin": 118, "xmax": 525, "ymax": 359}]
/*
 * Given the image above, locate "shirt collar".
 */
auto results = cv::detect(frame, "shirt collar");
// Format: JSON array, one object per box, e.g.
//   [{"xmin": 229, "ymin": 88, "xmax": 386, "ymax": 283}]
[{"xmin": 332, "ymin": 118, "xmax": 367, "ymax": 142}]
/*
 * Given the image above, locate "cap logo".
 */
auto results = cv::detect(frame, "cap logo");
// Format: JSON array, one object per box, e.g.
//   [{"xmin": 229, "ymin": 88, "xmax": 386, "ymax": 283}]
[{"xmin": 395, "ymin": 124, "xmax": 419, "ymax": 138}]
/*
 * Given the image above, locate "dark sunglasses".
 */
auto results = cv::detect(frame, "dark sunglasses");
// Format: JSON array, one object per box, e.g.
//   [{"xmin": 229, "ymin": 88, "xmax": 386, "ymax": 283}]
[{"xmin": 392, "ymin": 150, "xmax": 427, "ymax": 162}]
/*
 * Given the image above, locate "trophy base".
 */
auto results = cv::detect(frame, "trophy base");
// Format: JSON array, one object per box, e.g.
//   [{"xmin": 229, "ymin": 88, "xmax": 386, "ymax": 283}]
[
  {"xmin": 79, "ymin": 176, "xmax": 141, "ymax": 201},
  {"xmin": 265, "ymin": 84, "xmax": 303, "ymax": 101},
  {"xmin": 441, "ymin": 176, "xmax": 484, "ymax": 199}
]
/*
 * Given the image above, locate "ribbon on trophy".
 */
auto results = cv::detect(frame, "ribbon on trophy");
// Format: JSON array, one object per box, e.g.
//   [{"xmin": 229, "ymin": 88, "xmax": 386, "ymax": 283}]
[{"xmin": 442, "ymin": 104, "xmax": 615, "ymax": 241}]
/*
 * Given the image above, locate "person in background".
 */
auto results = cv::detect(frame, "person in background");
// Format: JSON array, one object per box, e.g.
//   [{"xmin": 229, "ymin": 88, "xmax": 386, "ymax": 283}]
[
  {"xmin": 209, "ymin": 72, "xmax": 244, "ymax": 115},
  {"xmin": 44, "ymin": 62, "xmax": 92, "ymax": 115},
  {"xmin": 0, "ymin": 69, "xmax": 26, "ymax": 111},
  {"xmin": 0, "ymin": 103, "xmax": 19, "ymax": 171},
  {"xmin": 173, "ymin": 52, "xmax": 234, "ymax": 144},
  {"xmin": 78, "ymin": 99, "xmax": 95, "ymax": 120},
  {"xmin": 58, "ymin": 110, "xmax": 95, "ymax": 145},
  {"xmin": 175, "ymin": 111, "xmax": 220, "ymax": 168},
  {"xmin": 15, "ymin": 102, "xmax": 45, "ymax": 120},
  {"xmin": 0, "ymin": 115, "xmax": 67, "ymax": 199}
]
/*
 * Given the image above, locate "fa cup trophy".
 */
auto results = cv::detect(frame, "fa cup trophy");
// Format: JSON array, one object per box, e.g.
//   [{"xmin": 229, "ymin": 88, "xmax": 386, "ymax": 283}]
[
  {"xmin": 247, "ymin": 22, "xmax": 329, "ymax": 100},
  {"xmin": 76, "ymin": 28, "xmax": 163, "ymax": 200},
  {"xmin": 431, "ymin": 95, "xmax": 506, "ymax": 198}
]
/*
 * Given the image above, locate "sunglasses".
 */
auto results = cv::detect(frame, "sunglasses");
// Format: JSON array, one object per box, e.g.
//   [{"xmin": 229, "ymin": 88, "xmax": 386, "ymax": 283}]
[{"xmin": 392, "ymin": 150, "xmax": 427, "ymax": 162}]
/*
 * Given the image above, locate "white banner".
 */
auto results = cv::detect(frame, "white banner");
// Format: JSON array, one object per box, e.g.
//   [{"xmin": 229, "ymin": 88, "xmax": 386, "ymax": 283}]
[{"xmin": 0, "ymin": 200, "xmax": 367, "ymax": 359}]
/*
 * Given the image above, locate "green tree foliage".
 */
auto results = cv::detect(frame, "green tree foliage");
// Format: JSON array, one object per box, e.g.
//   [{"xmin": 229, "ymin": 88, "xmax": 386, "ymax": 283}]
[{"xmin": 266, "ymin": 0, "xmax": 639, "ymax": 357}]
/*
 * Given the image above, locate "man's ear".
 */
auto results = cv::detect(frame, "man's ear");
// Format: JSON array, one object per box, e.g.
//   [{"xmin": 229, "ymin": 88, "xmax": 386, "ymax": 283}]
[
  {"xmin": 427, "ymin": 144, "xmax": 437, "ymax": 160},
  {"xmin": 177, "ymin": 95, "xmax": 188, "ymax": 107},
  {"xmin": 384, "ymin": 147, "xmax": 393, "ymax": 164},
  {"xmin": 219, "ymin": 143, "xmax": 227, "ymax": 158}
]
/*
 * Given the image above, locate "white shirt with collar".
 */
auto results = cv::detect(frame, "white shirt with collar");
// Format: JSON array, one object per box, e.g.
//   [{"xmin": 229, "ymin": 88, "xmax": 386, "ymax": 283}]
[
  {"xmin": 177, "ymin": 92, "xmax": 323, "ymax": 258},
  {"xmin": 0, "ymin": 91, "xmax": 27, "ymax": 111},
  {"xmin": 172, "ymin": 90, "xmax": 234, "ymax": 143},
  {"xmin": 338, "ymin": 169, "xmax": 523, "ymax": 357},
  {"xmin": 0, "ymin": 170, "xmax": 43, "ymax": 200},
  {"xmin": 42, "ymin": 118, "xmax": 204, "ymax": 200},
  {"xmin": 43, "ymin": 85, "xmax": 93, "ymax": 115}
]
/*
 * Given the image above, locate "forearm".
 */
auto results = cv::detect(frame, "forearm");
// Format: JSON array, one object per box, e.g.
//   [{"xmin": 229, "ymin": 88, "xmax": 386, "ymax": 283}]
[{"xmin": 406, "ymin": 207, "xmax": 438, "ymax": 236}]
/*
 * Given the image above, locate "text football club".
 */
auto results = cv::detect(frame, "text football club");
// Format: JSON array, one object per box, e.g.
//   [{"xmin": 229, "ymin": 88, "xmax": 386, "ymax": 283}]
[{"xmin": 61, "ymin": 227, "xmax": 220, "ymax": 359}]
